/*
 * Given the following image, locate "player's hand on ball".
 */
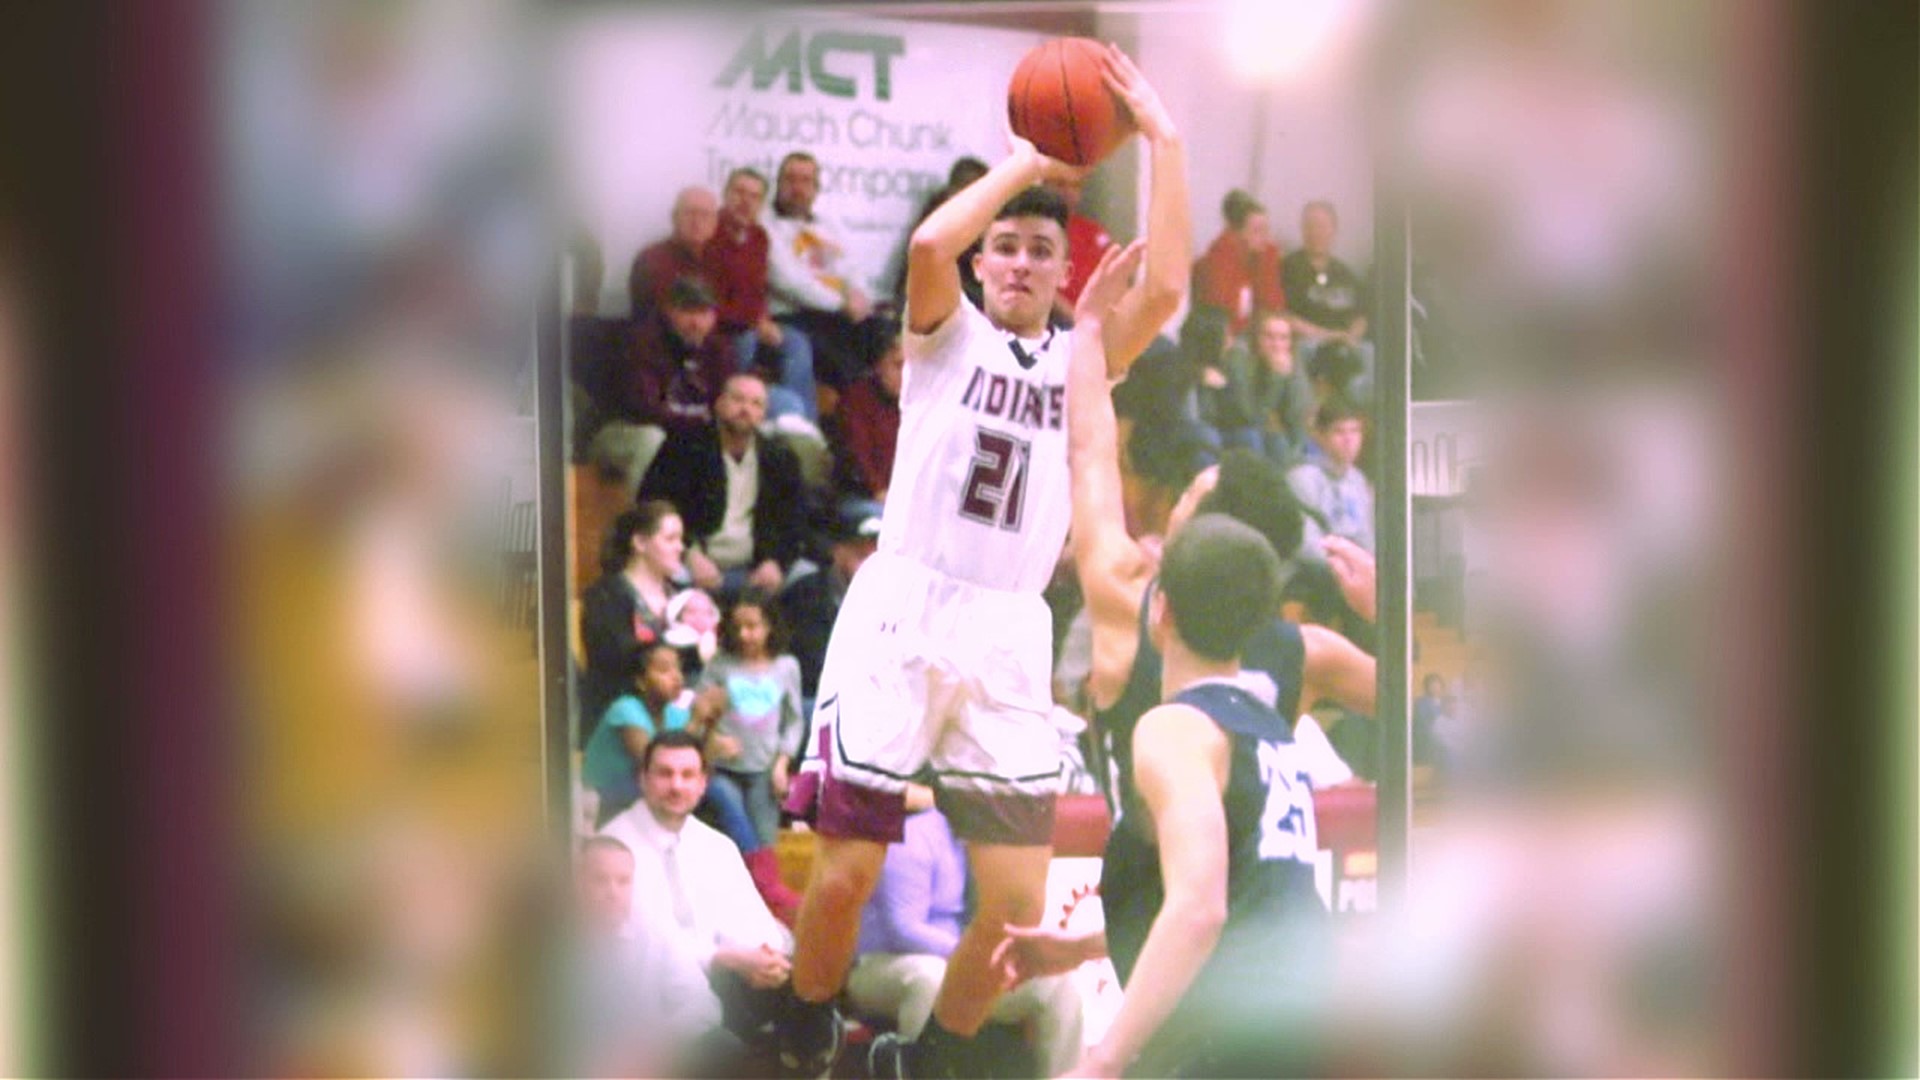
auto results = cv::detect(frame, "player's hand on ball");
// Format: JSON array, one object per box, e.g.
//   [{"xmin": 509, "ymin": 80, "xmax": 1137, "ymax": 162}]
[
  {"xmin": 1008, "ymin": 130, "xmax": 1092, "ymax": 188},
  {"xmin": 1099, "ymin": 43, "xmax": 1177, "ymax": 143},
  {"xmin": 1072, "ymin": 239, "xmax": 1145, "ymax": 325}
]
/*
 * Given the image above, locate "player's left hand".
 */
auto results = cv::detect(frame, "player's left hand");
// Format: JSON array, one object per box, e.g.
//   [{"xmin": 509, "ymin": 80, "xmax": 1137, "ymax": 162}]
[
  {"xmin": 1008, "ymin": 130, "xmax": 1092, "ymax": 188},
  {"xmin": 1072, "ymin": 239, "xmax": 1145, "ymax": 325},
  {"xmin": 1099, "ymin": 43, "xmax": 1177, "ymax": 143}
]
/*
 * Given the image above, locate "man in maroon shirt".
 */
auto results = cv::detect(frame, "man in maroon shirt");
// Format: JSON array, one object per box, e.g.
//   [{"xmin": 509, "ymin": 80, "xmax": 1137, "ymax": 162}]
[
  {"xmin": 629, "ymin": 187, "xmax": 719, "ymax": 318},
  {"xmin": 588, "ymin": 276, "xmax": 735, "ymax": 496},
  {"xmin": 707, "ymin": 167, "xmax": 817, "ymax": 423},
  {"xmin": 829, "ymin": 329, "xmax": 903, "ymax": 502}
]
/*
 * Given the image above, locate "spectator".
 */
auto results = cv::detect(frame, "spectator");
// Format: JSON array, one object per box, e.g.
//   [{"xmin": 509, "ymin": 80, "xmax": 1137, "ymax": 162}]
[
  {"xmin": 1288, "ymin": 397, "xmax": 1376, "ymax": 557},
  {"xmin": 1193, "ymin": 189, "xmax": 1285, "ymax": 341},
  {"xmin": 590, "ymin": 277, "xmax": 734, "ymax": 497},
  {"xmin": 847, "ymin": 787, "xmax": 1083, "ymax": 1077},
  {"xmin": 694, "ymin": 590, "xmax": 805, "ymax": 851},
  {"xmin": 779, "ymin": 503, "xmax": 880, "ymax": 711},
  {"xmin": 599, "ymin": 732, "xmax": 798, "ymax": 1046},
  {"xmin": 568, "ymin": 836, "xmax": 740, "ymax": 1078},
  {"xmin": 1282, "ymin": 200, "xmax": 1373, "ymax": 400},
  {"xmin": 578, "ymin": 501, "xmax": 686, "ymax": 746},
  {"xmin": 630, "ymin": 186, "xmax": 720, "ymax": 315},
  {"xmin": 639, "ymin": 373, "xmax": 810, "ymax": 602},
  {"xmin": 766, "ymin": 151, "xmax": 890, "ymax": 397},
  {"xmin": 1208, "ymin": 309, "xmax": 1315, "ymax": 467},
  {"xmin": 1042, "ymin": 170, "xmax": 1115, "ymax": 322},
  {"xmin": 710, "ymin": 166, "xmax": 819, "ymax": 423},
  {"xmin": 829, "ymin": 328, "xmax": 902, "ymax": 501}
]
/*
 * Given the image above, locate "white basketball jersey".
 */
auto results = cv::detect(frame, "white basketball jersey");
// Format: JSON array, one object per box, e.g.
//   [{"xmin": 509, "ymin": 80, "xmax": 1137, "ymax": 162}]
[{"xmin": 880, "ymin": 299, "xmax": 1073, "ymax": 594}]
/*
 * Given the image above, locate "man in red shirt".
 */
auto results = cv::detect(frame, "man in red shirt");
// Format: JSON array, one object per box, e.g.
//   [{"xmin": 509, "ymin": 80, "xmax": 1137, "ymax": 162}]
[
  {"xmin": 629, "ymin": 187, "xmax": 719, "ymax": 318},
  {"xmin": 707, "ymin": 167, "xmax": 818, "ymax": 423},
  {"xmin": 1194, "ymin": 189, "xmax": 1286, "ymax": 342}
]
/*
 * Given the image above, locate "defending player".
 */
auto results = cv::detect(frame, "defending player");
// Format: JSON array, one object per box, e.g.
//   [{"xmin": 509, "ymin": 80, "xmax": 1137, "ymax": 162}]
[
  {"xmin": 994, "ymin": 513, "xmax": 1330, "ymax": 1078},
  {"xmin": 774, "ymin": 44, "xmax": 1188, "ymax": 1079}
]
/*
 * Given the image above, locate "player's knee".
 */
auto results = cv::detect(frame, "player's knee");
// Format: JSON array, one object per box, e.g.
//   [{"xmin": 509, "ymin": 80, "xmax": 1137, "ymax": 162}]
[{"xmin": 812, "ymin": 848, "xmax": 884, "ymax": 911}]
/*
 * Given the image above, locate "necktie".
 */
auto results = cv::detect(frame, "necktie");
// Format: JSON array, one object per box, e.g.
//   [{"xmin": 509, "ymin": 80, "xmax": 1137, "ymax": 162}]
[{"xmin": 663, "ymin": 840, "xmax": 696, "ymax": 931}]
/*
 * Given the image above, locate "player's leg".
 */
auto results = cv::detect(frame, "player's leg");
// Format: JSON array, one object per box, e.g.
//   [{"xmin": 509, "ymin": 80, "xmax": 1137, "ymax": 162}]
[
  {"xmin": 934, "ymin": 839, "xmax": 1052, "ymax": 1033},
  {"xmin": 790, "ymin": 834, "xmax": 888, "ymax": 1001}
]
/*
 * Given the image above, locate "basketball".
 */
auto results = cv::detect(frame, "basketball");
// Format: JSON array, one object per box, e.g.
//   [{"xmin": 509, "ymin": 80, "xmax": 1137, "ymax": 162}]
[{"xmin": 1007, "ymin": 38, "xmax": 1135, "ymax": 167}]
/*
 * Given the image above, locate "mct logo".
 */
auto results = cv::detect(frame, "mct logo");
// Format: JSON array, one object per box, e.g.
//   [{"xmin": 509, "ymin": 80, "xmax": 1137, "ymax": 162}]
[{"xmin": 716, "ymin": 28, "xmax": 905, "ymax": 101}]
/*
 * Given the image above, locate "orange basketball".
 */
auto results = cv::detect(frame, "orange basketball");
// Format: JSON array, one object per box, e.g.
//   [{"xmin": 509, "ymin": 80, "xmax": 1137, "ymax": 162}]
[{"xmin": 1007, "ymin": 38, "xmax": 1135, "ymax": 168}]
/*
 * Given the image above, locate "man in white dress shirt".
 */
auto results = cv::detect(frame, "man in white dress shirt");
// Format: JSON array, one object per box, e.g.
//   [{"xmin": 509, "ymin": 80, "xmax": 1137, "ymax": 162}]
[{"xmin": 599, "ymin": 729, "xmax": 797, "ymax": 1045}]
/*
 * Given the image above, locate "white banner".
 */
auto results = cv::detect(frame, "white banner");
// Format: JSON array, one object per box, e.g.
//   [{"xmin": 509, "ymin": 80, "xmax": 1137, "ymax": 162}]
[{"xmin": 560, "ymin": 10, "xmax": 1049, "ymax": 315}]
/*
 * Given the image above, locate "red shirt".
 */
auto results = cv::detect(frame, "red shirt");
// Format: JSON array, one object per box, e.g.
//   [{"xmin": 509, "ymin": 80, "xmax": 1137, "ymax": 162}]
[
  {"xmin": 1061, "ymin": 214, "xmax": 1114, "ymax": 306},
  {"xmin": 627, "ymin": 217, "xmax": 771, "ymax": 332},
  {"xmin": 833, "ymin": 375, "xmax": 900, "ymax": 497},
  {"xmin": 1195, "ymin": 229, "xmax": 1285, "ymax": 336},
  {"xmin": 628, "ymin": 239, "xmax": 704, "ymax": 319},
  {"xmin": 704, "ymin": 212, "xmax": 772, "ymax": 331}
]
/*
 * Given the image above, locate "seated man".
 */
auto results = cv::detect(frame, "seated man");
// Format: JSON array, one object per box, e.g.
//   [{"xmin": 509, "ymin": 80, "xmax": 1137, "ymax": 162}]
[
  {"xmin": 710, "ymin": 167, "xmax": 818, "ymax": 422},
  {"xmin": 590, "ymin": 276, "xmax": 734, "ymax": 496},
  {"xmin": 1281, "ymin": 200, "xmax": 1373, "ymax": 401},
  {"xmin": 1287, "ymin": 397, "xmax": 1376, "ymax": 557},
  {"xmin": 567, "ymin": 835, "xmax": 741, "ymax": 1078},
  {"xmin": 599, "ymin": 731, "xmax": 796, "ymax": 1047},
  {"xmin": 847, "ymin": 785, "xmax": 1084, "ymax": 1078},
  {"xmin": 766, "ymin": 150, "xmax": 891, "ymax": 400},
  {"xmin": 638, "ymin": 373, "xmax": 809, "ymax": 601}
]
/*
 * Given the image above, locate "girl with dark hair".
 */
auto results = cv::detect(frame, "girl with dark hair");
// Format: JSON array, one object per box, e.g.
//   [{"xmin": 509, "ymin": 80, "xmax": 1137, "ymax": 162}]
[
  {"xmin": 579, "ymin": 499, "xmax": 693, "ymax": 745},
  {"xmin": 693, "ymin": 589, "xmax": 806, "ymax": 921}
]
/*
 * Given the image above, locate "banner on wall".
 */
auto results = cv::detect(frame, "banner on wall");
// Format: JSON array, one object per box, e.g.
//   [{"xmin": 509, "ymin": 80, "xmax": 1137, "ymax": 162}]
[{"xmin": 561, "ymin": 11, "xmax": 1048, "ymax": 313}]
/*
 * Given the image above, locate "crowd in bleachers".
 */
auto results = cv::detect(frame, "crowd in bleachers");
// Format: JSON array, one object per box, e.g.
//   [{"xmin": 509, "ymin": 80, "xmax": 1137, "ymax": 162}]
[{"xmin": 565, "ymin": 150, "xmax": 1387, "ymax": 1075}]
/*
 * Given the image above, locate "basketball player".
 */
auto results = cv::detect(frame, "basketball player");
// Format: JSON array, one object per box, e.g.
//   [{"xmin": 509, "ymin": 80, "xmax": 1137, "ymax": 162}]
[
  {"xmin": 774, "ymin": 43, "xmax": 1188, "ymax": 1079},
  {"xmin": 994, "ymin": 514, "xmax": 1329, "ymax": 1078}
]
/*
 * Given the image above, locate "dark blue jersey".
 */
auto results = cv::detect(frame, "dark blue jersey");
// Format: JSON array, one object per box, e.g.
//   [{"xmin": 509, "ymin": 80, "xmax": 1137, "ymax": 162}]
[
  {"xmin": 1099, "ymin": 680, "xmax": 1326, "ymax": 995},
  {"xmin": 1092, "ymin": 579, "xmax": 1305, "ymax": 830}
]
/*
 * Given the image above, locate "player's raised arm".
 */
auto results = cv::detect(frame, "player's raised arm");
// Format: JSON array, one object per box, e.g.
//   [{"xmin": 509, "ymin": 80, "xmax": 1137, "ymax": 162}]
[
  {"xmin": 1076, "ymin": 703, "xmax": 1231, "ymax": 1075},
  {"xmin": 1096, "ymin": 44, "xmax": 1190, "ymax": 378},
  {"xmin": 1067, "ymin": 242, "xmax": 1153, "ymax": 653},
  {"xmin": 902, "ymin": 139, "xmax": 1088, "ymax": 340},
  {"xmin": 1301, "ymin": 622, "xmax": 1377, "ymax": 716}
]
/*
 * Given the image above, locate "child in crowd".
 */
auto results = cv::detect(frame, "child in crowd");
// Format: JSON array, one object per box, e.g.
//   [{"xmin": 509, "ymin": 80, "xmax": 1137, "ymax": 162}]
[
  {"xmin": 695, "ymin": 590, "xmax": 806, "ymax": 850},
  {"xmin": 581, "ymin": 639, "xmax": 696, "ymax": 825}
]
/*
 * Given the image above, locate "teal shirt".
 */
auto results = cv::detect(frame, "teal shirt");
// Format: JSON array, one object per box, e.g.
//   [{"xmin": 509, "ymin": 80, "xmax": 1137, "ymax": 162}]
[{"xmin": 582, "ymin": 695, "xmax": 692, "ymax": 815}]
